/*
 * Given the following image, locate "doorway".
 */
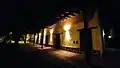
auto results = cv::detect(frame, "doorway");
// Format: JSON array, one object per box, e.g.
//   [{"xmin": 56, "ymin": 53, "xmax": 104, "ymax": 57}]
[{"xmin": 54, "ymin": 34, "xmax": 61, "ymax": 49}]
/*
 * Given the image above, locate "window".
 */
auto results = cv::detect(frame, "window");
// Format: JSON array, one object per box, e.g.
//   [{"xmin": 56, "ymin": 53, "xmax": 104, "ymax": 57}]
[{"xmin": 76, "ymin": 41, "xmax": 78, "ymax": 44}]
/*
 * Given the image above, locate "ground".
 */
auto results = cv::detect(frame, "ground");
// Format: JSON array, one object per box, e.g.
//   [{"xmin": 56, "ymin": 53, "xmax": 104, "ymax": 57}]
[
  {"xmin": 0, "ymin": 44, "xmax": 84, "ymax": 68},
  {"xmin": 0, "ymin": 44, "xmax": 120, "ymax": 68}
]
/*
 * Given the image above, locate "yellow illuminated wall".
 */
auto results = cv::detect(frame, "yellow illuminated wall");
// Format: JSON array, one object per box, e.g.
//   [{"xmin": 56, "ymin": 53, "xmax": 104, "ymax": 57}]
[
  {"xmin": 45, "ymin": 10, "xmax": 103, "ymax": 53},
  {"xmin": 54, "ymin": 13, "xmax": 84, "ymax": 48},
  {"xmin": 60, "ymin": 22, "xmax": 84, "ymax": 48},
  {"xmin": 43, "ymin": 28, "xmax": 47, "ymax": 44},
  {"xmin": 26, "ymin": 34, "xmax": 30, "ymax": 43},
  {"xmin": 49, "ymin": 28, "xmax": 54, "ymax": 45},
  {"xmin": 38, "ymin": 33, "xmax": 41, "ymax": 44},
  {"xmin": 88, "ymin": 10, "xmax": 103, "ymax": 54}
]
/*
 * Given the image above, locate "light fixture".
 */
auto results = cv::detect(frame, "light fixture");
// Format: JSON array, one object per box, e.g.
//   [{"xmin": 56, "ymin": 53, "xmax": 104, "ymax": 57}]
[
  {"xmin": 102, "ymin": 30, "xmax": 105, "ymax": 37},
  {"xmin": 65, "ymin": 17, "xmax": 68, "ymax": 19},
  {"xmin": 108, "ymin": 36, "xmax": 112, "ymax": 38},
  {"xmin": 65, "ymin": 12, "xmax": 69, "ymax": 13},
  {"xmin": 63, "ymin": 24, "xmax": 71, "ymax": 41},
  {"xmin": 61, "ymin": 14, "xmax": 64, "ymax": 16},
  {"xmin": 68, "ymin": 15, "xmax": 73, "ymax": 17},
  {"xmin": 9, "ymin": 32, "xmax": 12, "ymax": 35},
  {"xmin": 73, "ymin": 13, "xmax": 78, "ymax": 15},
  {"xmin": 63, "ymin": 24, "xmax": 71, "ymax": 31},
  {"xmin": 57, "ymin": 17, "xmax": 60, "ymax": 18}
]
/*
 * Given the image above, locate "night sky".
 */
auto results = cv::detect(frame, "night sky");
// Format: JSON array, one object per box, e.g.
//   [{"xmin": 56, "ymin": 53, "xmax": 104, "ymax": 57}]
[{"xmin": 0, "ymin": 0, "xmax": 119, "ymax": 34}]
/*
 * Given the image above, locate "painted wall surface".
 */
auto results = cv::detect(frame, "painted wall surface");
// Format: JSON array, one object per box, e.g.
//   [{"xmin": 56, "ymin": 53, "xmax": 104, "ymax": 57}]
[
  {"xmin": 43, "ymin": 28, "xmax": 47, "ymax": 44},
  {"xmin": 59, "ymin": 23, "xmax": 84, "ymax": 48},
  {"xmin": 55, "ymin": 13, "xmax": 84, "ymax": 48},
  {"xmin": 26, "ymin": 34, "xmax": 30, "ymax": 43},
  {"xmin": 48, "ymin": 28, "xmax": 54, "ymax": 45},
  {"xmin": 88, "ymin": 10, "xmax": 103, "ymax": 53},
  {"xmin": 38, "ymin": 32, "xmax": 41, "ymax": 44},
  {"xmin": 46, "ymin": 24, "xmax": 56, "ymax": 46}
]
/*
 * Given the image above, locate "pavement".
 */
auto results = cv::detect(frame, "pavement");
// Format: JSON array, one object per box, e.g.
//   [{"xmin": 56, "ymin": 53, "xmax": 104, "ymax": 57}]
[
  {"xmin": 0, "ymin": 44, "xmax": 84, "ymax": 68},
  {"xmin": 33, "ymin": 44, "xmax": 120, "ymax": 68},
  {"xmin": 0, "ymin": 43, "xmax": 120, "ymax": 68},
  {"xmin": 33, "ymin": 44, "xmax": 103, "ymax": 68}
]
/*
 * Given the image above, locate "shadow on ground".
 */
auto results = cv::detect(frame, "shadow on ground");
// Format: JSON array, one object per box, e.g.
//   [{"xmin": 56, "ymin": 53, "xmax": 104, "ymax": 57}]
[{"xmin": 0, "ymin": 44, "xmax": 82, "ymax": 68}]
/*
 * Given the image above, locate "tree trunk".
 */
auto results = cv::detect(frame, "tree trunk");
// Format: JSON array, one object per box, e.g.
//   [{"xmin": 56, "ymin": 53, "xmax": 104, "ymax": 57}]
[
  {"xmin": 14, "ymin": 33, "xmax": 19, "ymax": 46},
  {"xmin": 33, "ymin": 33, "xmax": 35, "ymax": 46},
  {"xmin": 83, "ymin": 9, "xmax": 93, "ymax": 65},
  {"xmin": 24, "ymin": 33, "xmax": 27, "ymax": 44},
  {"xmin": 41, "ymin": 29, "xmax": 44, "ymax": 49}
]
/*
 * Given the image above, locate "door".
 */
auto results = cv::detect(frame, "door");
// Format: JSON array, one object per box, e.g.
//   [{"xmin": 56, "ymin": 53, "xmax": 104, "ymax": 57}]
[
  {"xmin": 79, "ymin": 29, "xmax": 84, "ymax": 52},
  {"xmin": 54, "ymin": 34, "xmax": 61, "ymax": 49}
]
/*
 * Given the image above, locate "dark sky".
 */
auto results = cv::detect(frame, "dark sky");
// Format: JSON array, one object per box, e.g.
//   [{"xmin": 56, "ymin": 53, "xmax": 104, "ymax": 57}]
[
  {"xmin": 0, "ymin": 0, "xmax": 84, "ymax": 32},
  {"xmin": 0, "ymin": 0, "xmax": 119, "ymax": 34}
]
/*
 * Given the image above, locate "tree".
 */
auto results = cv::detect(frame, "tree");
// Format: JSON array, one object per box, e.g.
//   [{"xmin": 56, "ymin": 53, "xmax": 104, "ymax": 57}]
[{"xmin": 83, "ymin": 7, "xmax": 96, "ymax": 65}]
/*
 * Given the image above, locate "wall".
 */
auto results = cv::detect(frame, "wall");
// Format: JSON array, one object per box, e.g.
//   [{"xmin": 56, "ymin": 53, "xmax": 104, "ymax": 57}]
[
  {"xmin": 46, "ymin": 24, "xmax": 56, "ymax": 46},
  {"xmin": 88, "ymin": 10, "xmax": 103, "ymax": 53},
  {"xmin": 44, "ymin": 10, "xmax": 103, "ymax": 53},
  {"xmin": 56, "ymin": 13, "xmax": 84, "ymax": 48}
]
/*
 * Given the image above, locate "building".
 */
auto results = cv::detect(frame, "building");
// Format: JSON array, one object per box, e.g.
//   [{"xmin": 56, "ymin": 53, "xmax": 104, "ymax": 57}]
[{"xmin": 35, "ymin": 9, "xmax": 103, "ymax": 56}]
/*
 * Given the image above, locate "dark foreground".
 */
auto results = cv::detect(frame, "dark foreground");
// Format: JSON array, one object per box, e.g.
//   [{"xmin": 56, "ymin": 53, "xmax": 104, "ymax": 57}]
[
  {"xmin": 0, "ymin": 44, "xmax": 83, "ymax": 68},
  {"xmin": 0, "ymin": 44, "xmax": 120, "ymax": 68}
]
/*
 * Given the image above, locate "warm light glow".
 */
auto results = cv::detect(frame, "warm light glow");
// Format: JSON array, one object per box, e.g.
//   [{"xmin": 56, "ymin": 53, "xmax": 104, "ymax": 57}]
[
  {"xmin": 51, "ymin": 50, "xmax": 80, "ymax": 58},
  {"xmin": 43, "ymin": 28, "xmax": 47, "ymax": 44},
  {"xmin": 50, "ymin": 28, "xmax": 54, "ymax": 34},
  {"xmin": 73, "ymin": 13, "xmax": 78, "ymax": 15},
  {"xmin": 49, "ymin": 28, "xmax": 54, "ymax": 45},
  {"xmin": 63, "ymin": 24, "xmax": 71, "ymax": 31},
  {"xmin": 26, "ymin": 34, "xmax": 30, "ymax": 43},
  {"xmin": 65, "ymin": 31, "xmax": 71, "ymax": 40},
  {"xmin": 38, "ymin": 33, "xmax": 41, "ymax": 43},
  {"xmin": 50, "ymin": 29, "xmax": 54, "ymax": 41},
  {"xmin": 63, "ymin": 24, "xmax": 71, "ymax": 42},
  {"xmin": 18, "ymin": 41, "xmax": 24, "ymax": 44},
  {"xmin": 68, "ymin": 15, "xmax": 73, "ymax": 17}
]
